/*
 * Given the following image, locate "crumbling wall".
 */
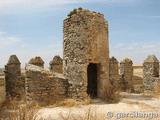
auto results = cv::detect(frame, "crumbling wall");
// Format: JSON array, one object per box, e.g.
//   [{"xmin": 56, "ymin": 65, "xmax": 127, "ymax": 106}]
[
  {"xmin": 50, "ymin": 56, "xmax": 63, "ymax": 73},
  {"xmin": 0, "ymin": 76, "xmax": 5, "ymax": 105},
  {"xmin": 109, "ymin": 57, "xmax": 119, "ymax": 87},
  {"xmin": 5, "ymin": 55, "xmax": 24, "ymax": 99},
  {"xmin": 143, "ymin": 55, "xmax": 159, "ymax": 91},
  {"xmin": 63, "ymin": 8, "xmax": 110, "ymax": 100},
  {"xmin": 120, "ymin": 58, "xmax": 133, "ymax": 91},
  {"xmin": 25, "ymin": 64, "xmax": 68, "ymax": 105}
]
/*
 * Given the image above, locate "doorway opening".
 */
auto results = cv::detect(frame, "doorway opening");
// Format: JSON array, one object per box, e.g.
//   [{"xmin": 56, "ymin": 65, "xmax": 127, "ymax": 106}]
[{"xmin": 87, "ymin": 63, "xmax": 98, "ymax": 98}]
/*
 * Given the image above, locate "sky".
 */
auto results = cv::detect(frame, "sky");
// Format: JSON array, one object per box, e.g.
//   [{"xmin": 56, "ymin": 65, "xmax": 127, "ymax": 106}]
[{"xmin": 0, "ymin": 0, "xmax": 160, "ymax": 67}]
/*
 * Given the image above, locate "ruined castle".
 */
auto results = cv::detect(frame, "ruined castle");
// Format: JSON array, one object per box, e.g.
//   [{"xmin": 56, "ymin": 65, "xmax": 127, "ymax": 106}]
[{"xmin": 0, "ymin": 8, "xmax": 160, "ymax": 105}]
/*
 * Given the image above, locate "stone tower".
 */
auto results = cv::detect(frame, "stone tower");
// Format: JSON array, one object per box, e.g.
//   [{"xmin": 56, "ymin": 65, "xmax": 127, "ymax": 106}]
[
  {"xmin": 120, "ymin": 58, "xmax": 133, "ymax": 91},
  {"xmin": 143, "ymin": 55, "xmax": 159, "ymax": 91},
  {"xmin": 109, "ymin": 57, "xmax": 119, "ymax": 86},
  {"xmin": 49, "ymin": 56, "xmax": 63, "ymax": 73},
  {"xmin": 63, "ymin": 8, "xmax": 110, "ymax": 99},
  {"xmin": 5, "ymin": 55, "xmax": 22, "ymax": 99},
  {"xmin": 28, "ymin": 56, "xmax": 44, "ymax": 68}
]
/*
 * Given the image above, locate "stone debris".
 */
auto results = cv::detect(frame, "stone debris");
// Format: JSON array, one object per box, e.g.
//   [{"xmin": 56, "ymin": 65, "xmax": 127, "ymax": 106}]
[{"xmin": 25, "ymin": 64, "xmax": 49, "ymax": 73}]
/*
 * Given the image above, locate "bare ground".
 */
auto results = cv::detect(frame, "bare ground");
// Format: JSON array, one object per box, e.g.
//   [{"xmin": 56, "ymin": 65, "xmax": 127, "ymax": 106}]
[{"xmin": 34, "ymin": 92, "xmax": 160, "ymax": 120}]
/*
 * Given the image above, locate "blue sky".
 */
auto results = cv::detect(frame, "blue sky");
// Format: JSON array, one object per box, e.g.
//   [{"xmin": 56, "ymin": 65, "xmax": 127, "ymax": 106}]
[{"xmin": 0, "ymin": 0, "xmax": 160, "ymax": 67}]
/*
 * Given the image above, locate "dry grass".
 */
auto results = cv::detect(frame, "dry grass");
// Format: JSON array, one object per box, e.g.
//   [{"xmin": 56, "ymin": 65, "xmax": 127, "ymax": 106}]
[
  {"xmin": 3, "ymin": 105, "xmax": 37, "ymax": 120},
  {"xmin": 141, "ymin": 81, "xmax": 160, "ymax": 99},
  {"xmin": 59, "ymin": 107, "xmax": 102, "ymax": 120},
  {"xmin": 152, "ymin": 82, "xmax": 160, "ymax": 99},
  {"xmin": 0, "ymin": 97, "xmax": 92, "ymax": 119},
  {"xmin": 47, "ymin": 97, "xmax": 92, "ymax": 108},
  {"xmin": 0, "ymin": 99, "xmax": 39, "ymax": 120},
  {"xmin": 103, "ymin": 83, "xmax": 121, "ymax": 103}
]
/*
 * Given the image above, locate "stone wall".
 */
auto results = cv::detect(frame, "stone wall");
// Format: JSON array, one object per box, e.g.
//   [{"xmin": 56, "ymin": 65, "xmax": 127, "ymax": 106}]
[
  {"xmin": 143, "ymin": 55, "xmax": 159, "ymax": 91},
  {"xmin": 25, "ymin": 64, "xmax": 68, "ymax": 105},
  {"xmin": 120, "ymin": 58, "xmax": 133, "ymax": 91},
  {"xmin": 63, "ymin": 8, "xmax": 110, "ymax": 100},
  {"xmin": 5, "ymin": 55, "xmax": 25, "ymax": 99},
  {"xmin": 109, "ymin": 57, "xmax": 119, "ymax": 87},
  {"xmin": 0, "ymin": 76, "xmax": 5, "ymax": 105}
]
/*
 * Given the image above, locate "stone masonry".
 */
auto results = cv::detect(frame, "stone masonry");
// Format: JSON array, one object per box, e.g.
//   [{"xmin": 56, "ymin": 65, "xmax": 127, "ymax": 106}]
[
  {"xmin": 109, "ymin": 57, "xmax": 119, "ymax": 87},
  {"xmin": 63, "ymin": 8, "xmax": 111, "ymax": 100},
  {"xmin": 4, "ymin": 55, "xmax": 24, "ymax": 99},
  {"xmin": 50, "ymin": 55, "xmax": 63, "ymax": 73},
  {"xmin": 120, "ymin": 58, "xmax": 133, "ymax": 91},
  {"xmin": 143, "ymin": 55, "xmax": 160, "ymax": 91},
  {"xmin": 0, "ymin": 76, "xmax": 5, "ymax": 105},
  {"xmin": 29, "ymin": 56, "xmax": 44, "ymax": 68},
  {"xmin": 25, "ymin": 64, "xmax": 68, "ymax": 105}
]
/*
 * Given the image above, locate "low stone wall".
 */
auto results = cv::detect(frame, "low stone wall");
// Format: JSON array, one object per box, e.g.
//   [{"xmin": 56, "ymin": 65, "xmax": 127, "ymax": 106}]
[
  {"xmin": 0, "ymin": 76, "xmax": 5, "ymax": 105},
  {"xmin": 25, "ymin": 64, "xmax": 68, "ymax": 105}
]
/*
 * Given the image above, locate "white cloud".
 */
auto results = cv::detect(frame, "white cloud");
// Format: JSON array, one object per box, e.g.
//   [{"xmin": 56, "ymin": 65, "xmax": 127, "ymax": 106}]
[
  {"xmin": 150, "ymin": 16, "xmax": 160, "ymax": 18},
  {"xmin": 110, "ymin": 41, "xmax": 160, "ymax": 64},
  {"xmin": 0, "ymin": 32, "xmax": 22, "ymax": 48},
  {"xmin": 0, "ymin": 0, "xmax": 86, "ymax": 9},
  {"xmin": 0, "ymin": 0, "xmax": 138, "ymax": 11},
  {"xmin": 112, "ymin": 41, "xmax": 160, "ymax": 51},
  {"xmin": 0, "ymin": 0, "xmax": 91, "ymax": 14},
  {"xmin": 135, "ymin": 15, "xmax": 160, "ymax": 19},
  {"xmin": 0, "ymin": 31, "xmax": 25, "ymax": 67},
  {"xmin": 0, "ymin": 34, "xmax": 63, "ymax": 68}
]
